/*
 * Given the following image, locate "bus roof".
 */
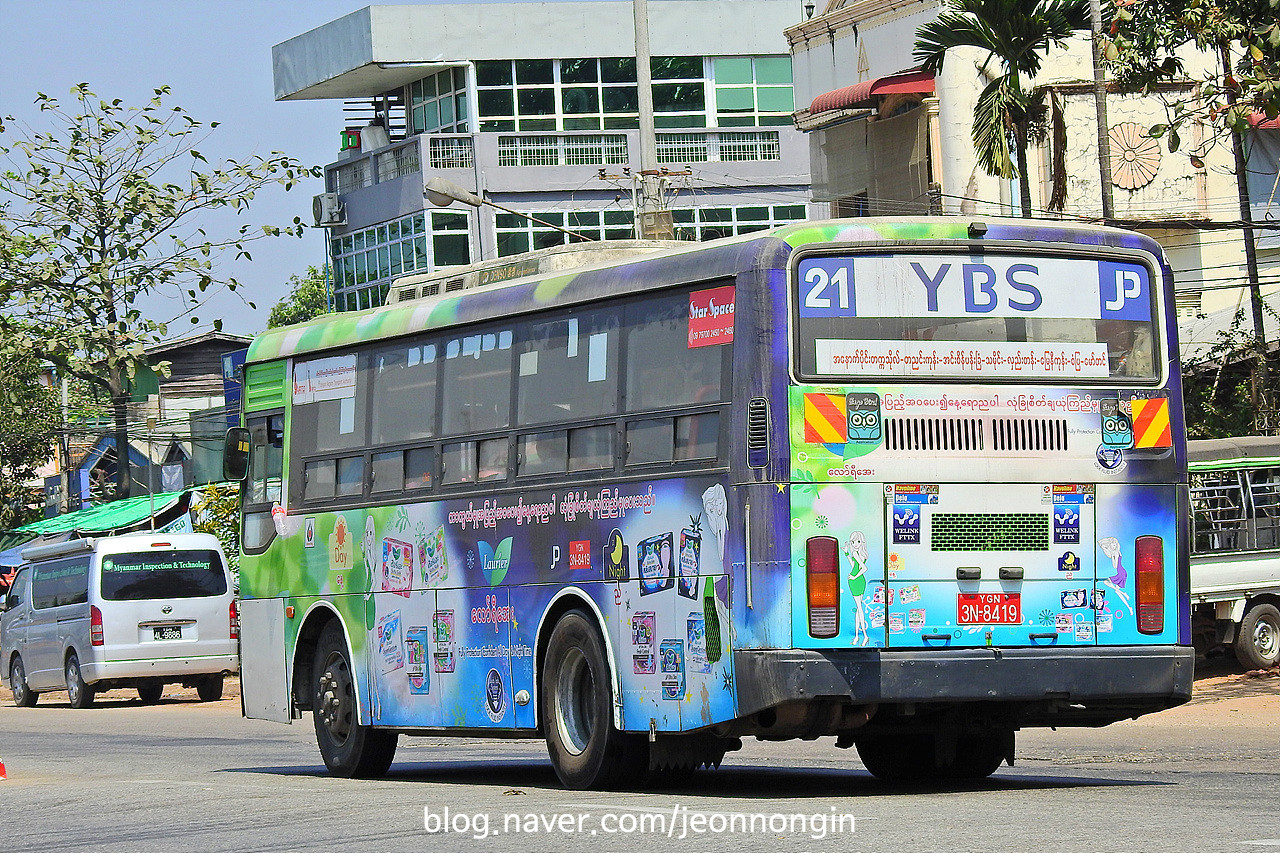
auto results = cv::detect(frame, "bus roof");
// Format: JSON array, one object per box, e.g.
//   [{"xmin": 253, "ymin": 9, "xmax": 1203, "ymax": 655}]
[
  {"xmin": 1188, "ymin": 436, "xmax": 1280, "ymax": 470},
  {"xmin": 248, "ymin": 217, "xmax": 1168, "ymax": 365}
]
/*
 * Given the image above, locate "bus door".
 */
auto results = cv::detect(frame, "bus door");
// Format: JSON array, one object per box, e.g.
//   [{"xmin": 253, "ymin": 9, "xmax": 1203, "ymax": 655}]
[{"xmin": 882, "ymin": 483, "xmax": 1099, "ymax": 648}]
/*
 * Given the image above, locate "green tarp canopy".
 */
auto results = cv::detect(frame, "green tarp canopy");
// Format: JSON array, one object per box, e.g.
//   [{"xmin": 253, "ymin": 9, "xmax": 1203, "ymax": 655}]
[{"xmin": 13, "ymin": 491, "xmax": 187, "ymax": 536}]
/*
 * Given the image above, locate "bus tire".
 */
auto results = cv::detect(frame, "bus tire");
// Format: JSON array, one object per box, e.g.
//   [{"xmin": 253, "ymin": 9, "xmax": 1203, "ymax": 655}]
[
  {"xmin": 11, "ymin": 655, "xmax": 37, "ymax": 707},
  {"xmin": 542, "ymin": 609, "xmax": 645, "ymax": 790},
  {"xmin": 197, "ymin": 675, "xmax": 224, "ymax": 702},
  {"xmin": 65, "ymin": 651, "xmax": 95, "ymax": 709},
  {"xmin": 312, "ymin": 620, "xmax": 398, "ymax": 778},
  {"xmin": 854, "ymin": 734, "xmax": 934, "ymax": 782},
  {"xmin": 945, "ymin": 732, "xmax": 1008, "ymax": 780},
  {"xmin": 137, "ymin": 683, "xmax": 163, "ymax": 705},
  {"xmin": 1234, "ymin": 603, "xmax": 1280, "ymax": 670}
]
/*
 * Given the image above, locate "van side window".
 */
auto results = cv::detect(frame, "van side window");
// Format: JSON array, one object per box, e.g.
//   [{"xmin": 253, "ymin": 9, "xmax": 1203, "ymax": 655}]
[{"xmin": 31, "ymin": 557, "xmax": 90, "ymax": 609}]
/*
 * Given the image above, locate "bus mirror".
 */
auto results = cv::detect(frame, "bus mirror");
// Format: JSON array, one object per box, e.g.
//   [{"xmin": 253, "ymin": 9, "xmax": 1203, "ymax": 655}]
[{"xmin": 223, "ymin": 427, "xmax": 251, "ymax": 482}]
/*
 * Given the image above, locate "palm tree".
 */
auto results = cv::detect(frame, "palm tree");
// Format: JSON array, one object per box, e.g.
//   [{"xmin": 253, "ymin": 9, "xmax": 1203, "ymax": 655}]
[{"xmin": 914, "ymin": 0, "xmax": 1090, "ymax": 217}]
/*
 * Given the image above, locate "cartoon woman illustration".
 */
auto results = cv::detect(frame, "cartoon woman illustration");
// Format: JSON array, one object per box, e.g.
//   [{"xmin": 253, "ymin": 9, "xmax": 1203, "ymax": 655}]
[
  {"xmin": 843, "ymin": 531, "xmax": 870, "ymax": 646},
  {"xmin": 1098, "ymin": 536, "xmax": 1133, "ymax": 614}
]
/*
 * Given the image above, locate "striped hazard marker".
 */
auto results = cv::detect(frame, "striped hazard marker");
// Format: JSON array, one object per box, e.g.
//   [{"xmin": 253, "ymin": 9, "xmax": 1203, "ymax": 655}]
[
  {"xmin": 1131, "ymin": 397, "xmax": 1172, "ymax": 448},
  {"xmin": 804, "ymin": 393, "xmax": 847, "ymax": 444}
]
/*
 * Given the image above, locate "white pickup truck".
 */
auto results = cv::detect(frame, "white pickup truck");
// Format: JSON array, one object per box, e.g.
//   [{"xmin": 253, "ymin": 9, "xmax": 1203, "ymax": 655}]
[{"xmin": 1188, "ymin": 436, "xmax": 1280, "ymax": 670}]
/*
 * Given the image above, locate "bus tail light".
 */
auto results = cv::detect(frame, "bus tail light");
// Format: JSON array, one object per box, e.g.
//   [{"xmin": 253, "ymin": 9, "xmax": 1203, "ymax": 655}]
[
  {"xmin": 90, "ymin": 605, "xmax": 104, "ymax": 646},
  {"xmin": 806, "ymin": 536, "xmax": 840, "ymax": 638},
  {"xmin": 229, "ymin": 600, "xmax": 240, "ymax": 641},
  {"xmin": 1135, "ymin": 535, "xmax": 1164, "ymax": 634}
]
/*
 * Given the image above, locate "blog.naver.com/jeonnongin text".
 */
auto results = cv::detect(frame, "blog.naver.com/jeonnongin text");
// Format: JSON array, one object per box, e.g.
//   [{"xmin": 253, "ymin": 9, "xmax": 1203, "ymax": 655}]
[{"xmin": 424, "ymin": 804, "xmax": 856, "ymax": 841}]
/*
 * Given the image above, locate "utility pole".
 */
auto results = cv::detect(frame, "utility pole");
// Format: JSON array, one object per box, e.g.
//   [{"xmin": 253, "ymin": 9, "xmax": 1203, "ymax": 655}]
[
  {"xmin": 1090, "ymin": 0, "xmax": 1114, "ymax": 221},
  {"xmin": 633, "ymin": 0, "xmax": 674, "ymax": 239}
]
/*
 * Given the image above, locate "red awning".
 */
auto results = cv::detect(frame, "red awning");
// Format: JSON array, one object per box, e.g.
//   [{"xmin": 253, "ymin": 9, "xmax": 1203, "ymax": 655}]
[
  {"xmin": 808, "ymin": 70, "xmax": 935, "ymax": 114},
  {"xmin": 1249, "ymin": 112, "xmax": 1280, "ymax": 130}
]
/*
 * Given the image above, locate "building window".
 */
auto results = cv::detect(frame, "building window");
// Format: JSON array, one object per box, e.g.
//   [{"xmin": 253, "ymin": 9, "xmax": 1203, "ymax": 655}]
[
  {"xmin": 670, "ymin": 203, "xmax": 807, "ymax": 240},
  {"xmin": 712, "ymin": 56, "xmax": 794, "ymax": 127},
  {"xmin": 330, "ymin": 210, "xmax": 472, "ymax": 310},
  {"xmin": 410, "ymin": 68, "xmax": 469, "ymax": 134},
  {"xmin": 495, "ymin": 209, "xmax": 636, "ymax": 256}
]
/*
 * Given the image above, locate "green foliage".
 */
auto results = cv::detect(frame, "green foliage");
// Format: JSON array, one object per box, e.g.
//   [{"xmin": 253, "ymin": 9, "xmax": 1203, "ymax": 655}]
[
  {"xmin": 0, "ymin": 353, "xmax": 60, "ymax": 527},
  {"xmin": 268, "ymin": 265, "xmax": 330, "ymax": 328},
  {"xmin": 1107, "ymin": 0, "xmax": 1280, "ymax": 152},
  {"xmin": 914, "ymin": 0, "xmax": 1091, "ymax": 215},
  {"xmin": 1181, "ymin": 307, "xmax": 1280, "ymax": 437},
  {"xmin": 191, "ymin": 482, "xmax": 241, "ymax": 581},
  {"xmin": 0, "ymin": 84, "xmax": 319, "ymax": 499}
]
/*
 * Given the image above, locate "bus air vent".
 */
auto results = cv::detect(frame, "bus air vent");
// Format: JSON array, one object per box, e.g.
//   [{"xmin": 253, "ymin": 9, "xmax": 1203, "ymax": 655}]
[
  {"xmin": 421, "ymin": 282, "xmax": 442, "ymax": 298},
  {"xmin": 931, "ymin": 512, "xmax": 1051, "ymax": 552},
  {"xmin": 883, "ymin": 418, "xmax": 984, "ymax": 451},
  {"xmin": 397, "ymin": 286, "xmax": 418, "ymax": 302},
  {"xmin": 445, "ymin": 278, "xmax": 466, "ymax": 292},
  {"xmin": 990, "ymin": 418, "xmax": 1069, "ymax": 452},
  {"xmin": 746, "ymin": 397, "xmax": 770, "ymax": 469}
]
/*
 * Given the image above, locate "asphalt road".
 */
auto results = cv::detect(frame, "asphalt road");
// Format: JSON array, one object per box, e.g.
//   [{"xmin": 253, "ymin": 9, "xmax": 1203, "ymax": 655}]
[{"xmin": 1, "ymin": 661, "xmax": 1277, "ymax": 853}]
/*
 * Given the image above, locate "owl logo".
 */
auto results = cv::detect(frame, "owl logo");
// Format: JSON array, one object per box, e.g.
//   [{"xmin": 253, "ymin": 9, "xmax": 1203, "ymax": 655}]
[
  {"xmin": 846, "ymin": 392, "xmax": 882, "ymax": 442},
  {"xmin": 1100, "ymin": 398, "xmax": 1133, "ymax": 448}
]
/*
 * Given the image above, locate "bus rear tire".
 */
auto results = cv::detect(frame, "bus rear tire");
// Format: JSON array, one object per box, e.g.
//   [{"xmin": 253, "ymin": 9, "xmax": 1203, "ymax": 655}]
[
  {"xmin": 1234, "ymin": 603, "xmax": 1280, "ymax": 670},
  {"xmin": 856, "ymin": 731, "xmax": 1006, "ymax": 782},
  {"xmin": 197, "ymin": 675, "xmax": 224, "ymax": 702},
  {"xmin": 542, "ymin": 610, "xmax": 646, "ymax": 790},
  {"xmin": 312, "ymin": 620, "xmax": 398, "ymax": 778},
  {"xmin": 137, "ymin": 683, "xmax": 163, "ymax": 705}
]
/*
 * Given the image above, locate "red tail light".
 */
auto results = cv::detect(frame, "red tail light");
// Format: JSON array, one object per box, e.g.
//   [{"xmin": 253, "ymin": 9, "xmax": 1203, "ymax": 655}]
[
  {"xmin": 90, "ymin": 605, "xmax": 104, "ymax": 646},
  {"xmin": 229, "ymin": 600, "xmax": 240, "ymax": 640},
  {"xmin": 1135, "ymin": 535, "xmax": 1164, "ymax": 634},
  {"xmin": 807, "ymin": 536, "xmax": 840, "ymax": 638}
]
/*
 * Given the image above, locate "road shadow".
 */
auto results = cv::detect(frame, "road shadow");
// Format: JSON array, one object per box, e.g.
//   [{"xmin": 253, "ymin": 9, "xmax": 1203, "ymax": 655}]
[
  {"xmin": 1190, "ymin": 654, "xmax": 1280, "ymax": 703},
  {"xmin": 222, "ymin": 758, "xmax": 1168, "ymax": 798}
]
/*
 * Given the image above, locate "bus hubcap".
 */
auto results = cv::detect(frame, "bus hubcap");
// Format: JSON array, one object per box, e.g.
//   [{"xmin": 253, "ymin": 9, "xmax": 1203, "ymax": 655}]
[{"xmin": 317, "ymin": 655, "xmax": 352, "ymax": 743}]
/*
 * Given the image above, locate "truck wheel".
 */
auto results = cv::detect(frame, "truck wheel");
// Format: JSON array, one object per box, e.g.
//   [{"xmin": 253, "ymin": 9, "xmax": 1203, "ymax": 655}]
[
  {"xmin": 66, "ymin": 651, "xmax": 95, "ymax": 709},
  {"xmin": 10, "ymin": 655, "xmax": 38, "ymax": 707},
  {"xmin": 1234, "ymin": 603, "xmax": 1280, "ymax": 670},
  {"xmin": 542, "ymin": 610, "xmax": 646, "ymax": 790},
  {"xmin": 312, "ymin": 620, "xmax": 397, "ymax": 778}
]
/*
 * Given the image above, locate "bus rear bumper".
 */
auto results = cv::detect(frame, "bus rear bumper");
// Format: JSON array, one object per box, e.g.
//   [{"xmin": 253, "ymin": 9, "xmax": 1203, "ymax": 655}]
[{"xmin": 734, "ymin": 645, "xmax": 1194, "ymax": 726}]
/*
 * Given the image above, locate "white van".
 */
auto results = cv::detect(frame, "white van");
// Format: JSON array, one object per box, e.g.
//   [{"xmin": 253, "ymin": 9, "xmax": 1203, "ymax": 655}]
[{"xmin": 0, "ymin": 533, "xmax": 239, "ymax": 707}]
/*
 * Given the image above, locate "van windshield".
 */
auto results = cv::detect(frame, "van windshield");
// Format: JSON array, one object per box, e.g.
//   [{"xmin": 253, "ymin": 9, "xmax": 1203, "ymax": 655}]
[{"xmin": 99, "ymin": 550, "xmax": 228, "ymax": 601}]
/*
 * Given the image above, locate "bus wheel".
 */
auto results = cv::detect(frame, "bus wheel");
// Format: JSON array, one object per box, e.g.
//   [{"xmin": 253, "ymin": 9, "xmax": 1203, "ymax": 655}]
[
  {"xmin": 542, "ymin": 610, "xmax": 645, "ymax": 790},
  {"xmin": 854, "ymin": 735, "xmax": 934, "ymax": 782},
  {"xmin": 196, "ymin": 675, "xmax": 224, "ymax": 702},
  {"xmin": 65, "ymin": 651, "xmax": 95, "ymax": 709},
  {"xmin": 945, "ymin": 732, "xmax": 1008, "ymax": 780},
  {"xmin": 1235, "ymin": 603, "xmax": 1280, "ymax": 670},
  {"xmin": 10, "ymin": 655, "xmax": 38, "ymax": 707},
  {"xmin": 312, "ymin": 620, "xmax": 397, "ymax": 778},
  {"xmin": 137, "ymin": 683, "xmax": 163, "ymax": 705}
]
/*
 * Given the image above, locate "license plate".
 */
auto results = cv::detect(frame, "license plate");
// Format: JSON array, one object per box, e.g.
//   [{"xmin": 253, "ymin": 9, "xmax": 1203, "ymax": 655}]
[
  {"xmin": 957, "ymin": 592, "xmax": 1021, "ymax": 624},
  {"xmin": 153, "ymin": 625, "xmax": 183, "ymax": 641}
]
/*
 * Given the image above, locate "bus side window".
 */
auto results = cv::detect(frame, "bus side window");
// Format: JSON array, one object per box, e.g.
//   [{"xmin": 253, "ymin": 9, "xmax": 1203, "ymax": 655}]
[{"xmin": 247, "ymin": 414, "xmax": 284, "ymax": 506}]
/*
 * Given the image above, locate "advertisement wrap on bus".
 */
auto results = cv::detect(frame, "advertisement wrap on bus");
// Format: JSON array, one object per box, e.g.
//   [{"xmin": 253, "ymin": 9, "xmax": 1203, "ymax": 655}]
[{"xmin": 225, "ymin": 217, "xmax": 1192, "ymax": 789}]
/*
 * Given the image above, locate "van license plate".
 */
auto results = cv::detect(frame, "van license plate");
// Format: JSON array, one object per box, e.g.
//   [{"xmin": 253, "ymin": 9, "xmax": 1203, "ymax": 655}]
[{"xmin": 154, "ymin": 626, "xmax": 182, "ymax": 640}]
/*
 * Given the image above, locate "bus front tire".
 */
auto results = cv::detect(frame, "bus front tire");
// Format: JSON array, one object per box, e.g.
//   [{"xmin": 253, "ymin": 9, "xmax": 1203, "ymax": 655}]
[
  {"xmin": 542, "ymin": 610, "xmax": 646, "ymax": 790},
  {"xmin": 312, "ymin": 620, "xmax": 397, "ymax": 778},
  {"xmin": 65, "ymin": 651, "xmax": 95, "ymax": 709},
  {"xmin": 10, "ymin": 655, "xmax": 37, "ymax": 707},
  {"xmin": 1235, "ymin": 603, "xmax": 1280, "ymax": 671}
]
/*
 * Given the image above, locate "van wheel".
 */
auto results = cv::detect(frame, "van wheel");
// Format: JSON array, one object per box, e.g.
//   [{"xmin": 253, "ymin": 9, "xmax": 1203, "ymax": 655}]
[
  {"xmin": 197, "ymin": 675, "xmax": 224, "ymax": 702},
  {"xmin": 1235, "ymin": 603, "xmax": 1280, "ymax": 670},
  {"xmin": 137, "ymin": 684, "xmax": 163, "ymax": 705},
  {"xmin": 542, "ymin": 610, "xmax": 646, "ymax": 790},
  {"xmin": 10, "ymin": 656, "xmax": 37, "ymax": 707},
  {"xmin": 65, "ymin": 651, "xmax": 95, "ymax": 709},
  {"xmin": 312, "ymin": 620, "xmax": 397, "ymax": 778}
]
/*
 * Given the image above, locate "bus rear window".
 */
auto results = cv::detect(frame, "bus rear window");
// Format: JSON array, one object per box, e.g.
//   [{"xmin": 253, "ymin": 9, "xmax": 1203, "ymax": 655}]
[
  {"xmin": 793, "ymin": 252, "xmax": 1160, "ymax": 382},
  {"xmin": 100, "ymin": 550, "xmax": 228, "ymax": 601}
]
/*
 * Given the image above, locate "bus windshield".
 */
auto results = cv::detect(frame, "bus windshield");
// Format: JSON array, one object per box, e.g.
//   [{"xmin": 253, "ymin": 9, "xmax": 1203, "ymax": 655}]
[{"xmin": 793, "ymin": 250, "xmax": 1160, "ymax": 382}]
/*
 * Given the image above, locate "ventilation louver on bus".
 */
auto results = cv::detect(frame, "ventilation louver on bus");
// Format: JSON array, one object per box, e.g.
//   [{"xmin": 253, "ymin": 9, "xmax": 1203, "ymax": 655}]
[
  {"xmin": 883, "ymin": 418, "xmax": 984, "ymax": 452},
  {"xmin": 990, "ymin": 418, "xmax": 1069, "ymax": 452},
  {"xmin": 930, "ymin": 513, "xmax": 1051, "ymax": 552}
]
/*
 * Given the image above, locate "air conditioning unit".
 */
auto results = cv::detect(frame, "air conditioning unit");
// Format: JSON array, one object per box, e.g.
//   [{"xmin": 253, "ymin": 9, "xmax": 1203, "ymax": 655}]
[{"xmin": 312, "ymin": 193, "xmax": 346, "ymax": 227}]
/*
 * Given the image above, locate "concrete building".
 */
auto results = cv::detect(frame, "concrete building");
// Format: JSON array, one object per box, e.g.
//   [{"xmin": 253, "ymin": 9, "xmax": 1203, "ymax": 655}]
[
  {"xmin": 787, "ymin": 0, "xmax": 1280, "ymax": 329},
  {"xmin": 273, "ymin": 1, "xmax": 818, "ymax": 311}
]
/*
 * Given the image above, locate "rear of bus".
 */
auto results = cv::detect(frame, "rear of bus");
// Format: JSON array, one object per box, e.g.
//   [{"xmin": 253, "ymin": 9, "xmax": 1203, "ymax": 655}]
[{"xmin": 742, "ymin": 220, "xmax": 1192, "ymax": 778}]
